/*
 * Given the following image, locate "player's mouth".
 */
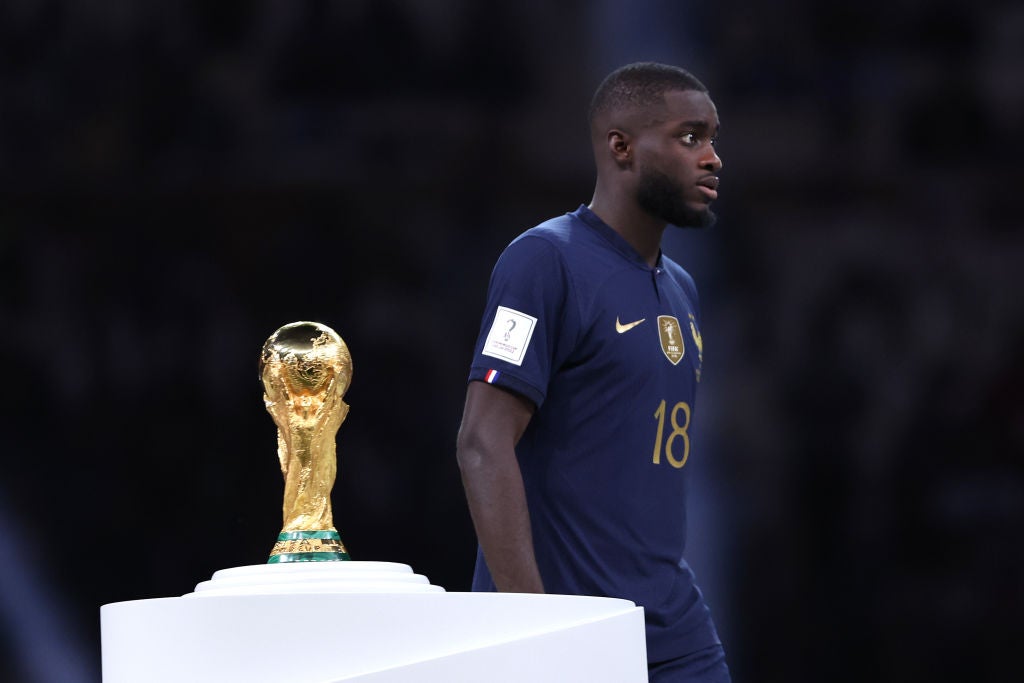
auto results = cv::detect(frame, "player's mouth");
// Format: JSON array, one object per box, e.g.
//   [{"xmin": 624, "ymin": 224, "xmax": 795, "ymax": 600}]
[{"xmin": 696, "ymin": 175, "xmax": 719, "ymax": 201}]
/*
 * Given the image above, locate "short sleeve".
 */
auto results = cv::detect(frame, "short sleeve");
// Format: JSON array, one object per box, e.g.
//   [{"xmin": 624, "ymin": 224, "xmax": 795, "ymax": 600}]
[{"xmin": 468, "ymin": 235, "xmax": 573, "ymax": 408}]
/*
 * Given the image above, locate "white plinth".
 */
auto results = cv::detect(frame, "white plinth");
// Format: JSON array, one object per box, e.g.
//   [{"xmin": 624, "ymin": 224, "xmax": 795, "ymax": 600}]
[
  {"xmin": 189, "ymin": 561, "xmax": 446, "ymax": 596},
  {"xmin": 101, "ymin": 562, "xmax": 647, "ymax": 682}
]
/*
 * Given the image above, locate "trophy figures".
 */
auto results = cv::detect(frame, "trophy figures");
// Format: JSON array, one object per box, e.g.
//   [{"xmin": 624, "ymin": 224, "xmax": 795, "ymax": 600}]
[{"xmin": 260, "ymin": 321, "xmax": 352, "ymax": 563}]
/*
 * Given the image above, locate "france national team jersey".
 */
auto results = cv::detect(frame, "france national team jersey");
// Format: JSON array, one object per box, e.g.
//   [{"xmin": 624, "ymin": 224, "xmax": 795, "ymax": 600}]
[{"xmin": 468, "ymin": 205, "xmax": 721, "ymax": 662}]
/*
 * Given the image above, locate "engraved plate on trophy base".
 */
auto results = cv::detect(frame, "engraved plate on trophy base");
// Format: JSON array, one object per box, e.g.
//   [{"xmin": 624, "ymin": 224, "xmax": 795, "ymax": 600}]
[{"xmin": 268, "ymin": 529, "xmax": 351, "ymax": 563}]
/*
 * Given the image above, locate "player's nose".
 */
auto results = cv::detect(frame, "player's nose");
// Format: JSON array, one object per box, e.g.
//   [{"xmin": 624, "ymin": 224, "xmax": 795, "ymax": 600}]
[{"xmin": 701, "ymin": 145, "xmax": 723, "ymax": 173}]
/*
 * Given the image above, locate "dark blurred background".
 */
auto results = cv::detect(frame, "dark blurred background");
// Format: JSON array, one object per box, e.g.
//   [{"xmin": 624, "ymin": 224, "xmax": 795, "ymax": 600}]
[{"xmin": 2, "ymin": 1, "xmax": 1022, "ymax": 681}]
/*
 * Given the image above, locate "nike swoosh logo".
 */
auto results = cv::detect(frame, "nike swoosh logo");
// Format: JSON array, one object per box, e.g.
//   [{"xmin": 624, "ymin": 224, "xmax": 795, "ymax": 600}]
[{"xmin": 615, "ymin": 317, "xmax": 646, "ymax": 334}]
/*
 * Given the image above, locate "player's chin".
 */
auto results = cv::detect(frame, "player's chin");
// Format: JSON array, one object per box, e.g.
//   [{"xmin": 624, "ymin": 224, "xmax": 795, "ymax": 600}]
[
  {"xmin": 692, "ymin": 209, "xmax": 717, "ymax": 229},
  {"xmin": 670, "ymin": 203, "xmax": 716, "ymax": 229}
]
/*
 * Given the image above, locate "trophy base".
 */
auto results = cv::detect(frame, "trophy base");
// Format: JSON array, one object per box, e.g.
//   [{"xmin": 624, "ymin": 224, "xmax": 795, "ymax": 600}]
[{"xmin": 268, "ymin": 529, "xmax": 350, "ymax": 563}]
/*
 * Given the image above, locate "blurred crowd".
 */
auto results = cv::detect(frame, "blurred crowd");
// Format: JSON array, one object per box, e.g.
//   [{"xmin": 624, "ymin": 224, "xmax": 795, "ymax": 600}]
[{"xmin": 1, "ymin": 1, "xmax": 1021, "ymax": 681}]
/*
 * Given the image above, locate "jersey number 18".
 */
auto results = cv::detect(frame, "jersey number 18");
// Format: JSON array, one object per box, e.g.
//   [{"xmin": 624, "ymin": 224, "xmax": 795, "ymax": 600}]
[{"xmin": 652, "ymin": 400, "xmax": 691, "ymax": 468}]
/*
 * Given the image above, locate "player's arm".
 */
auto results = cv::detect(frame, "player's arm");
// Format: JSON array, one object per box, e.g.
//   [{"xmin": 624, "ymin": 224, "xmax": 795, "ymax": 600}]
[{"xmin": 456, "ymin": 379, "xmax": 544, "ymax": 593}]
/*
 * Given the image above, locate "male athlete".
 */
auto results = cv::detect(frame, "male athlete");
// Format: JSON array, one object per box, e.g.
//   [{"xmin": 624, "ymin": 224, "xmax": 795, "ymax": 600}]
[{"xmin": 456, "ymin": 62, "xmax": 730, "ymax": 682}]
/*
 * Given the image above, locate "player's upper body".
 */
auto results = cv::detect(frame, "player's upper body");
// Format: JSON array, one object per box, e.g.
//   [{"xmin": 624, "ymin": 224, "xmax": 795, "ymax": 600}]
[
  {"xmin": 468, "ymin": 204, "xmax": 719, "ymax": 660},
  {"xmin": 456, "ymin": 62, "xmax": 724, "ymax": 664}
]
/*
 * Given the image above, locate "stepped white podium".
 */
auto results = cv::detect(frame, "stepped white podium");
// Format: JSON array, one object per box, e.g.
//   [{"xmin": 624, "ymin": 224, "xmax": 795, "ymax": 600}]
[{"xmin": 100, "ymin": 562, "xmax": 648, "ymax": 682}]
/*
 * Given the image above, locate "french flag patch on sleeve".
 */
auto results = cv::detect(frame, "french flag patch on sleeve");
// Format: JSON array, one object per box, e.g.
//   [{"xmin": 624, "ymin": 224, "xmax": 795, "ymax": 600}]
[{"xmin": 484, "ymin": 369, "xmax": 501, "ymax": 384}]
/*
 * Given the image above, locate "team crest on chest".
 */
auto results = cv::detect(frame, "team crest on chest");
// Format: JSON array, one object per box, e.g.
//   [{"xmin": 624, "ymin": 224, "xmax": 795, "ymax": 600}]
[{"xmin": 657, "ymin": 315, "xmax": 684, "ymax": 365}]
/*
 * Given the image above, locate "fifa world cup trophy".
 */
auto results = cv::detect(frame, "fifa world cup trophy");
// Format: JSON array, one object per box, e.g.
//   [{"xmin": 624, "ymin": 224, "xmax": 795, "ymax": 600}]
[{"xmin": 260, "ymin": 321, "xmax": 352, "ymax": 562}]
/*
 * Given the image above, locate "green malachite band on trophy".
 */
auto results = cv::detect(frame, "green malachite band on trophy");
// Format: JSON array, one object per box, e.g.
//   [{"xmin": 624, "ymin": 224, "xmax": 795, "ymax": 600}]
[
  {"xmin": 268, "ymin": 529, "xmax": 350, "ymax": 563},
  {"xmin": 277, "ymin": 530, "xmax": 342, "ymax": 541},
  {"xmin": 268, "ymin": 551, "xmax": 351, "ymax": 563}
]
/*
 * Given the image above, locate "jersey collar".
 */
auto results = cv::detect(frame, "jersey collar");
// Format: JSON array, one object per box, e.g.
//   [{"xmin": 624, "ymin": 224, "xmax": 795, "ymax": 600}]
[{"xmin": 572, "ymin": 205, "xmax": 664, "ymax": 270}]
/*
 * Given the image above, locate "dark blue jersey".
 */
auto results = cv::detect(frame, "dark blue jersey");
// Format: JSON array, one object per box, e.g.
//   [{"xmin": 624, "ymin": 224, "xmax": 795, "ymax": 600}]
[{"xmin": 468, "ymin": 205, "xmax": 720, "ymax": 662}]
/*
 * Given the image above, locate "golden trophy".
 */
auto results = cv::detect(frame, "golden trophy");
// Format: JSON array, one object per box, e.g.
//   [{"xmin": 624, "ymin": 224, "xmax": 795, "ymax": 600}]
[{"xmin": 260, "ymin": 321, "xmax": 352, "ymax": 562}]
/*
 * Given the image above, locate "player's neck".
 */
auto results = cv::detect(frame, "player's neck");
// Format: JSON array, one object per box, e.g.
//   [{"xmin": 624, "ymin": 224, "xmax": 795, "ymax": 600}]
[{"xmin": 588, "ymin": 195, "xmax": 665, "ymax": 268}]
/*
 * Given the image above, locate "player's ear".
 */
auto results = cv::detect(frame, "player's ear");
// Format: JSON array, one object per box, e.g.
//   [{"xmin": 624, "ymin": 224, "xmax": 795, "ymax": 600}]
[{"xmin": 607, "ymin": 129, "xmax": 632, "ymax": 168}]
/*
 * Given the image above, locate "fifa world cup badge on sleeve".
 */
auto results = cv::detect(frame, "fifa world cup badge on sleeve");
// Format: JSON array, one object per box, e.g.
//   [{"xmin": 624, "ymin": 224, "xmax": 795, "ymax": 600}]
[
  {"xmin": 260, "ymin": 321, "xmax": 352, "ymax": 562},
  {"xmin": 481, "ymin": 305, "xmax": 537, "ymax": 366}
]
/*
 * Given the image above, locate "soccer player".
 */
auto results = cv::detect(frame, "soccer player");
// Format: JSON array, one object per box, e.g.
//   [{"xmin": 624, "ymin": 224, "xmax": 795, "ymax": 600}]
[{"xmin": 456, "ymin": 62, "xmax": 730, "ymax": 682}]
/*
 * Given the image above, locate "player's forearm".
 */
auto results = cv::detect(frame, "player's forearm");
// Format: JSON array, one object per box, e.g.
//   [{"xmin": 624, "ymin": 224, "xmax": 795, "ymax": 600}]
[{"xmin": 457, "ymin": 440, "xmax": 545, "ymax": 594}]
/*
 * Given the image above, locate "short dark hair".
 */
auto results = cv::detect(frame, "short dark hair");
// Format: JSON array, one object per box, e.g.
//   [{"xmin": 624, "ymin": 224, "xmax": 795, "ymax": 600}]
[{"xmin": 588, "ymin": 62, "xmax": 707, "ymax": 125}]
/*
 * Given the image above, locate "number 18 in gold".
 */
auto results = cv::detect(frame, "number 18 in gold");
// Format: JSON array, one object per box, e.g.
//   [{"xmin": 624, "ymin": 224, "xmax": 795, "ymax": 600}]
[{"xmin": 652, "ymin": 399, "xmax": 691, "ymax": 468}]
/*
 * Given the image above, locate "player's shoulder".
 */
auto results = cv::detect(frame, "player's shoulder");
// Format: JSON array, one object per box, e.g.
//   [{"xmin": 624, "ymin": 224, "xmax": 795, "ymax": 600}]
[
  {"xmin": 493, "ymin": 210, "xmax": 587, "ymax": 271},
  {"xmin": 496, "ymin": 206, "xmax": 637, "ymax": 282},
  {"xmin": 510, "ymin": 211, "xmax": 581, "ymax": 252}
]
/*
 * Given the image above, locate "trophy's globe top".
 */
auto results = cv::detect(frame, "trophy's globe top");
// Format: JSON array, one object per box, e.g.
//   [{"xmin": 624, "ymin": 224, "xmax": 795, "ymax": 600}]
[{"xmin": 259, "ymin": 321, "xmax": 352, "ymax": 398}]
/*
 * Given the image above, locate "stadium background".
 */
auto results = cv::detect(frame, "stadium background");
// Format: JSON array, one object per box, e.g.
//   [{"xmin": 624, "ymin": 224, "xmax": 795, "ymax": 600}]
[{"xmin": 1, "ymin": 1, "xmax": 1021, "ymax": 681}]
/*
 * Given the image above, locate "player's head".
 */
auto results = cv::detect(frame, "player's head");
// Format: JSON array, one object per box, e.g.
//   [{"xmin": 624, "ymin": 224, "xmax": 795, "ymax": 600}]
[
  {"xmin": 589, "ymin": 62, "xmax": 723, "ymax": 229},
  {"xmin": 588, "ymin": 62, "xmax": 708, "ymax": 126}
]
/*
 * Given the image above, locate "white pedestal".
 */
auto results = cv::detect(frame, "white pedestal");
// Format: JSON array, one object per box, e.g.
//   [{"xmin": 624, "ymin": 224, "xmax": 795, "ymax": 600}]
[{"xmin": 101, "ymin": 562, "xmax": 648, "ymax": 682}]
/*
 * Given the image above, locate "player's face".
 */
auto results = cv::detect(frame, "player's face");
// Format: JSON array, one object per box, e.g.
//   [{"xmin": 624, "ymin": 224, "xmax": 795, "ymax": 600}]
[{"xmin": 633, "ymin": 89, "xmax": 722, "ymax": 229}]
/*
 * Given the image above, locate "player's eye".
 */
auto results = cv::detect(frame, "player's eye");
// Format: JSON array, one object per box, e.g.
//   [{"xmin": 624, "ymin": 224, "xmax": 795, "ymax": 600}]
[{"xmin": 679, "ymin": 133, "xmax": 697, "ymax": 145}]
